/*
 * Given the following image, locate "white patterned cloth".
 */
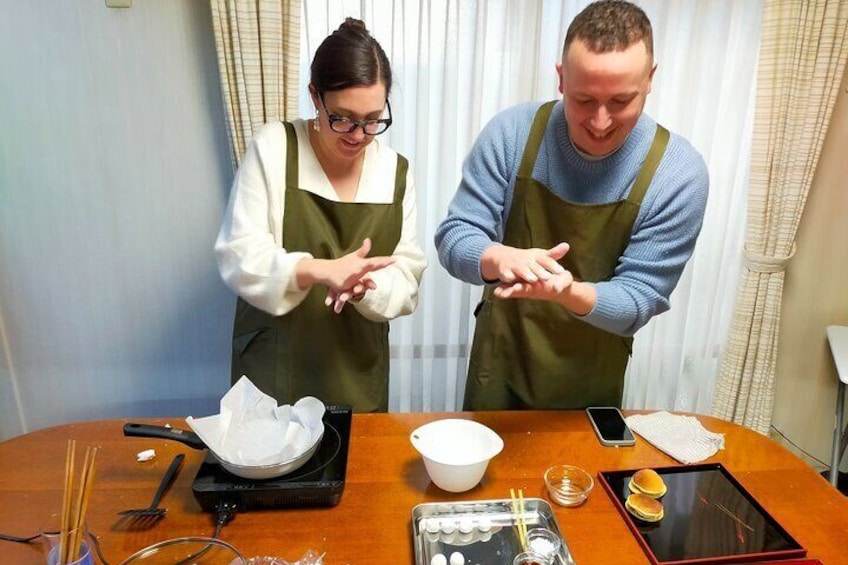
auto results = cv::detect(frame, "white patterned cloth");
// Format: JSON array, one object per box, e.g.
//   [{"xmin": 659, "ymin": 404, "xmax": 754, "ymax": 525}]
[{"xmin": 625, "ymin": 411, "xmax": 725, "ymax": 464}]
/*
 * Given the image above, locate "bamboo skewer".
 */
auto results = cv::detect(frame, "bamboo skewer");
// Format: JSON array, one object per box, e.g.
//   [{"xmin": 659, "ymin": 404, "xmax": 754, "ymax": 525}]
[
  {"xmin": 57, "ymin": 443, "xmax": 97, "ymax": 565},
  {"xmin": 68, "ymin": 447, "xmax": 89, "ymax": 562},
  {"xmin": 510, "ymin": 488, "xmax": 528, "ymax": 550},
  {"xmin": 59, "ymin": 440, "xmax": 76, "ymax": 564},
  {"xmin": 72, "ymin": 447, "xmax": 97, "ymax": 560},
  {"xmin": 518, "ymin": 489, "xmax": 527, "ymax": 548}
]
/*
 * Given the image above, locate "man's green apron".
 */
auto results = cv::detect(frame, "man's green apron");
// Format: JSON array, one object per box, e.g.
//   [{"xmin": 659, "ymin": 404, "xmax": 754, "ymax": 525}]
[
  {"xmin": 230, "ymin": 122, "xmax": 406, "ymax": 412},
  {"xmin": 465, "ymin": 101, "xmax": 669, "ymax": 410}
]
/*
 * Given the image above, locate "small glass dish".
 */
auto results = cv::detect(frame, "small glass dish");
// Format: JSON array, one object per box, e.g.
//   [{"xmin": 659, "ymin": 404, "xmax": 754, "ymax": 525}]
[{"xmin": 544, "ymin": 464, "xmax": 594, "ymax": 507}]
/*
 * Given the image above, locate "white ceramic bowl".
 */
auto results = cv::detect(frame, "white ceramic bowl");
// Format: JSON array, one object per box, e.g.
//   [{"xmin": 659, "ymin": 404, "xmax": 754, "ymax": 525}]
[{"xmin": 410, "ymin": 419, "xmax": 504, "ymax": 492}]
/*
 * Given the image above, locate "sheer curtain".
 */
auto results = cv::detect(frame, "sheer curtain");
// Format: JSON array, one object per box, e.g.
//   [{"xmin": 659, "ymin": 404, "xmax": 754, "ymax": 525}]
[
  {"xmin": 210, "ymin": 0, "xmax": 301, "ymax": 165},
  {"xmin": 300, "ymin": 0, "xmax": 762, "ymax": 413}
]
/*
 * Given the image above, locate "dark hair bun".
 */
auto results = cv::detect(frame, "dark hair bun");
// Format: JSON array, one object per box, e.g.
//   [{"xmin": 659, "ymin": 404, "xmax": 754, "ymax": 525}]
[
  {"xmin": 311, "ymin": 17, "xmax": 392, "ymax": 95},
  {"xmin": 339, "ymin": 17, "xmax": 368, "ymax": 34}
]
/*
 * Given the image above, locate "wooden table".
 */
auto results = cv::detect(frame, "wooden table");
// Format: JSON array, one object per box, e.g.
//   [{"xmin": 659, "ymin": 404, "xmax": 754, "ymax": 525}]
[{"xmin": 1, "ymin": 412, "xmax": 846, "ymax": 564}]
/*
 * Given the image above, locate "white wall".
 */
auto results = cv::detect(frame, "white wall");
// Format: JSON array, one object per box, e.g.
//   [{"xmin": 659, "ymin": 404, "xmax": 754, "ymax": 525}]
[
  {"xmin": 0, "ymin": 0, "xmax": 235, "ymax": 439},
  {"xmin": 774, "ymin": 66, "xmax": 848, "ymax": 471}
]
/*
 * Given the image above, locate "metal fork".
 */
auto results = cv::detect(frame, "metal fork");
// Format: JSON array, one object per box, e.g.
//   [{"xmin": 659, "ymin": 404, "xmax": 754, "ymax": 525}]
[{"xmin": 118, "ymin": 453, "xmax": 184, "ymax": 521}]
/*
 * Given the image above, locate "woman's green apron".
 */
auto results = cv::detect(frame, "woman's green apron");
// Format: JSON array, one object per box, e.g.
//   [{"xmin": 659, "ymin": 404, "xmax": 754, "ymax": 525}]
[
  {"xmin": 230, "ymin": 122, "xmax": 406, "ymax": 412},
  {"xmin": 465, "ymin": 101, "xmax": 669, "ymax": 410}
]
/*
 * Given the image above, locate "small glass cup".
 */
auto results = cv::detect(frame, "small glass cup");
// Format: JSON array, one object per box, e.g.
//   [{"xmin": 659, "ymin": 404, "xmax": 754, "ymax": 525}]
[
  {"xmin": 46, "ymin": 541, "xmax": 93, "ymax": 565},
  {"xmin": 513, "ymin": 549, "xmax": 552, "ymax": 565},
  {"xmin": 39, "ymin": 514, "xmax": 93, "ymax": 565},
  {"xmin": 525, "ymin": 528, "xmax": 562, "ymax": 561}
]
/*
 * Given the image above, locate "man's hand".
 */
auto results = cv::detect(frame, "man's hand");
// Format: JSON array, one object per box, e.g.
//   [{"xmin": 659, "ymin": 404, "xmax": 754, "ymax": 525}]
[
  {"xmin": 494, "ymin": 273, "xmax": 596, "ymax": 316},
  {"xmin": 480, "ymin": 242, "xmax": 570, "ymax": 283},
  {"xmin": 493, "ymin": 271, "xmax": 575, "ymax": 300}
]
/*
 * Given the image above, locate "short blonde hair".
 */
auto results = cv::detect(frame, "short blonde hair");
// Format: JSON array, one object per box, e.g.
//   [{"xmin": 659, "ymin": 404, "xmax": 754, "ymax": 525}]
[{"xmin": 563, "ymin": 0, "xmax": 653, "ymax": 59}]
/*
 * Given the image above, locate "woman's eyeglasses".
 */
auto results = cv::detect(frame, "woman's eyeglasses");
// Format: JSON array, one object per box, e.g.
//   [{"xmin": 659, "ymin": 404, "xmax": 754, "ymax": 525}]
[{"xmin": 318, "ymin": 93, "xmax": 392, "ymax": 135}]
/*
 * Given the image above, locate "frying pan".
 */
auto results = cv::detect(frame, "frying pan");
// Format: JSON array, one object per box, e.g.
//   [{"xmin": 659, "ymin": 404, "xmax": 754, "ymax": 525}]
[{"xmin": 123, "ymin": 423, "xmax": 323, "ymax": 480}]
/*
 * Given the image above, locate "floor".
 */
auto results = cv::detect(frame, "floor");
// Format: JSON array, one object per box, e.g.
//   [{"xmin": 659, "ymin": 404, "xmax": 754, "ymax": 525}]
[{"xmin": 819, "ymin": 470, "xmax": 848, "ymax": 496}]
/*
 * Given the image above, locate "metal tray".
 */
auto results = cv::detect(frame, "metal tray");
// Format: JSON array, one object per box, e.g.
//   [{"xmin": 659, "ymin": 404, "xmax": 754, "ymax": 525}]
[{"xmin": 412, "ymin": 498, "xmax": 576, "ymax": 565}]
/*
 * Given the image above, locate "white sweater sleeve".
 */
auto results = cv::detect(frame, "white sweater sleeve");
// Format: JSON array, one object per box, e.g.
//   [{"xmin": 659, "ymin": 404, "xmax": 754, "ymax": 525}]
[
  {"xmin": 214, "ymin": 123, "xmax": 312, "ymax": 316},
  {"xmin": 353, "ymin": 166, "xmax": 427, "ymax": 322}
]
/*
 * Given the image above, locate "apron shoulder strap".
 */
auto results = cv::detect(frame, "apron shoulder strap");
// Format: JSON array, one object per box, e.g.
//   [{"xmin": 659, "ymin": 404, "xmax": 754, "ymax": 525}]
[
  {"xmin": 393, "ymin": 153, "xmax": 408, "ymax": 203},
  {"xmin": 517, "ymin": 100, "xmax": 557, "ymax": 178},
  {"xmin": 283, "ymin": 121, "xmax": 299, "ymax": 188},
  {"xmin": 628, "ymin": 124, "xmax": 669, "ymax": 205}
]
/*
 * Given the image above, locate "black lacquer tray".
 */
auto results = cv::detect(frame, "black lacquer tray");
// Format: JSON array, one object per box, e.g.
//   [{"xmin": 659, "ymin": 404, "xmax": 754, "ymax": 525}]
[{"xmin": 598, "ymin": 463, "xmax": 805, "ymax": 565}]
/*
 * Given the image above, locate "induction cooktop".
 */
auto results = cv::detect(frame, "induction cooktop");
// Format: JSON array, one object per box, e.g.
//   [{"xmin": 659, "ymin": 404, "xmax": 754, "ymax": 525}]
[{"xmin": 191, "ymin": 405, "xmax": 351, "ymax": 512}]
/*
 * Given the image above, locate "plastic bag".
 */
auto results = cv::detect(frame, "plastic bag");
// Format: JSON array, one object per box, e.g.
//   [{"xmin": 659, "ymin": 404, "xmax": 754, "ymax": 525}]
[{"xmin": 247, "ymin": 551, "xmax": 324, "ymax": 565}]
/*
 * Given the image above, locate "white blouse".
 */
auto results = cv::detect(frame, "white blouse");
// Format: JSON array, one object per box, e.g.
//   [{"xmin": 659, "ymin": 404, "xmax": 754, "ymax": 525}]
[{"xmin": 215, "ymin": 119, "xmax": 427, "ymax": 321}]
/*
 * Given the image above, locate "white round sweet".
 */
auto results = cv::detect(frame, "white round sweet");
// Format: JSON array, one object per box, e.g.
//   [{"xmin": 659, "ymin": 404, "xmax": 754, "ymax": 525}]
[
  {"xmin": 424, "ymin": 518, "xmax": 440, "ymax": 534},
  {"xmin": 449, "ymin": 551, "xmax": 465, "ymax": 565},
  {"xmin": 458, "ymin": 517, "xmax": 474, "ymax": 534},
  {"xmin": 440, "ymin": 519, "xmax": 456, "ymax": 534},
  {"xmin": 430, "ymin": 553, "xmax": 447, "ymax": 565},
  {"xmin": 477, "ymin": 517, "xmax": 492, "ymax": 532}
]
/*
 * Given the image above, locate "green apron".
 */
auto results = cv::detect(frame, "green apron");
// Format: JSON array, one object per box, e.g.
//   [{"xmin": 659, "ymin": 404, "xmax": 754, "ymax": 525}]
[
  {"xmin": 230, "ymin": 122, "xmax": 406, "ymax": 412},
  {"xmin": 464, "ymin": 101, "xmax": 669, "ymax": 410}
]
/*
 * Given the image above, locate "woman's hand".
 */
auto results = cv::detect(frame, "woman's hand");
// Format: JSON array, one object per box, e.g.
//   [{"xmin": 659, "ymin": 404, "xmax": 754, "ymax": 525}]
[
  {"xmin": 321, "ymin": 238, "xmax": 394, "ymax": 289},
  {"xmin": 324, "ymin": 278, "xmax": 377, "ymax": 314},
  {"xmin": 296, "ymin": 238, "xmax": 394, "ymax": 312},
  {"xmin": 480, "ymin": 242, "xmax": 569, "ymax": 283}
]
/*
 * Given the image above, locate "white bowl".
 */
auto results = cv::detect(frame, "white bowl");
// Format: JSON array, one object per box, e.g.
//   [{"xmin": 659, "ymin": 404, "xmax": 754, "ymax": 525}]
[{"xmin": 410, "ymin": 419, "xmax": 504, "ymax": 492}]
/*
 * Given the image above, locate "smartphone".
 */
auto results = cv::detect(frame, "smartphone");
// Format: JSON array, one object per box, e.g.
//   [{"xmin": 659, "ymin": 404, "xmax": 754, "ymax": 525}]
[{"xmin": 586, "ymin": 407, "xmax": 636, "ymax": 446}]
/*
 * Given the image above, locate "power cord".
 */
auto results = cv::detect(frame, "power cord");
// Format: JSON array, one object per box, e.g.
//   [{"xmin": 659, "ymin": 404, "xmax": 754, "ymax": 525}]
[
  {"xmin": 171, "ymin": 502, "xmax": 239, "ymax": 565},
  {"xmin": 213, "ymin": 501, "xmax": 238, "ymax": 538},
  {"xmin": 0, "ymin": 528, "xmax": 111, "ymax": 565},
  {"xmin": 87, "ymin": 528, "xmax": 111, "ymax": 565},
  {"xmin": 769, "ymin": 424, "xmax": 830, "ymax": 469},
  {"xmin": 1, "ymin": 503, "xmax": 238, "ymax": 564},
  {"xmin": 0, "ymin": 532, "xmax": 40, "ymax": 543}
]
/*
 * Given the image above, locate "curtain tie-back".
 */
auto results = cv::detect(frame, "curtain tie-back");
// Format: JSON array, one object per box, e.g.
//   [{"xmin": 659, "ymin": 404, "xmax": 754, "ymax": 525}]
[{"xmin": 743, "ymin": 242, "xmax": 796, "ymax": 273}]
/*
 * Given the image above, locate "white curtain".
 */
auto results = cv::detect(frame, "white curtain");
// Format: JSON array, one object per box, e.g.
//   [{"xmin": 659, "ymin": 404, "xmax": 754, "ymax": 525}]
[{"xmin": 301, "ymin": 0, "xmax": 762, "ymax": 414}]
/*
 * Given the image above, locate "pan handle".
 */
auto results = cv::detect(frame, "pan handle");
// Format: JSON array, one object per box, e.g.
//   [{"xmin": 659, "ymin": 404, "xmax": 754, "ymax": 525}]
[{"xmin": 123, "ymin": 423, "xmax": 207, "ymax": 450}]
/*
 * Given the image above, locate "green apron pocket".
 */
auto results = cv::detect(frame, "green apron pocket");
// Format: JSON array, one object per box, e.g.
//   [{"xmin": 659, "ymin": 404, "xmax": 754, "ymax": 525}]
[{"xmin": 233, "ymin": 328, "xmax": 268, "ymax": 358}]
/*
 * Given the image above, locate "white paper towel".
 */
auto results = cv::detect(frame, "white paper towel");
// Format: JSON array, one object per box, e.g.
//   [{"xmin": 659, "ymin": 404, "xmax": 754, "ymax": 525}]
[
  {"xmin": 186, "ymin": 376, "xmax": 325, "ymax": 466},
  {"xmin": 625, "ymin": 411, "xmax": 725, "ymax": 464}
]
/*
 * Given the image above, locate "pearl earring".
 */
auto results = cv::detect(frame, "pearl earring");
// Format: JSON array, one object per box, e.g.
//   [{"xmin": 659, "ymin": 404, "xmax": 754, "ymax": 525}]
[{"xmin": 313, "ymin": 110, "xmax": 320, "ymax": 132}]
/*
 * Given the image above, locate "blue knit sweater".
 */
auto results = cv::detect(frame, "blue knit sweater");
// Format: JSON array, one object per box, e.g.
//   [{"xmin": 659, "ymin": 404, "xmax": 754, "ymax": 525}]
[{"xmin": 434, "ymin": 101, "xmax": 709, "ymax": 337}]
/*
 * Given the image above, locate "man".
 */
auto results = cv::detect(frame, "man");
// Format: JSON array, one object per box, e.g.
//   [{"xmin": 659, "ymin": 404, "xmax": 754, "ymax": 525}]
[{"xmin": 434, "ymin": 0, "xmax": 709, "ymax": 410}]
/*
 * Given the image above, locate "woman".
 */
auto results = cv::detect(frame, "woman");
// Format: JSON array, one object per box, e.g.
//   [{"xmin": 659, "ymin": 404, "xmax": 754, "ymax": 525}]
[{"xmin": 215, "ymin": 19, "xmax": 426, "ymax": 412}]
